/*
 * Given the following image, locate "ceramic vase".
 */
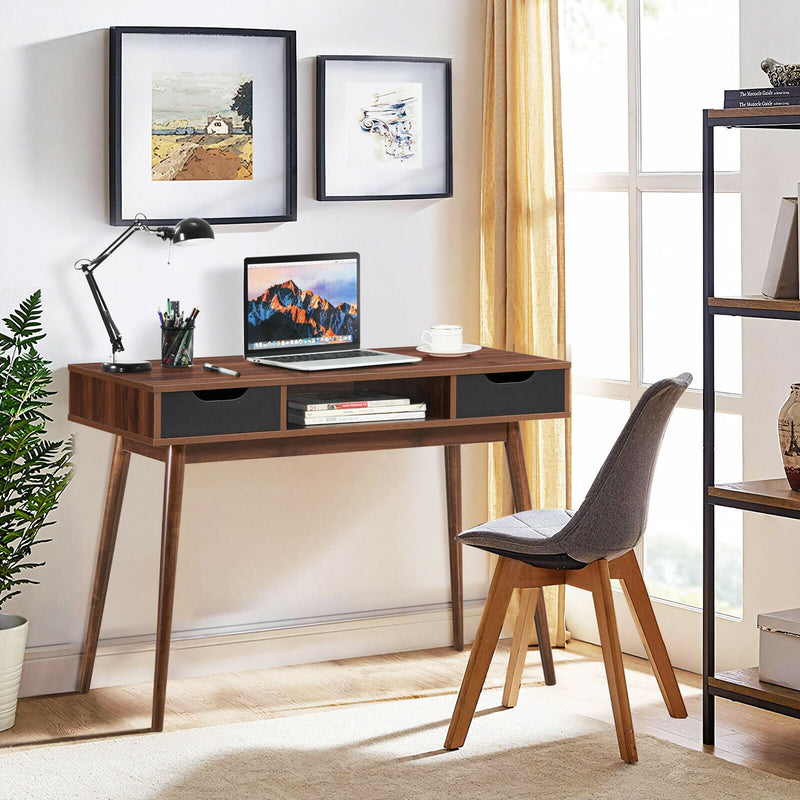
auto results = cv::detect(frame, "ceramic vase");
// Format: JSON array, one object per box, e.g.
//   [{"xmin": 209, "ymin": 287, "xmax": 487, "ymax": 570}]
[
  {"xmin": 778, "ymin": 384, "xmax": 800, "ymax": 490},
  {"xmin": 0, "ymin": 614, "xmax": 28, "ymax": 731}
]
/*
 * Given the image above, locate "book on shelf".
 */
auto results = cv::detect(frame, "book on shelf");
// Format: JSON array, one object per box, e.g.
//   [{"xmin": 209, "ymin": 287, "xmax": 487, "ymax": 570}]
[
  {"xmin": 288, "ymin": 409, "xmax": 427, "ymax": 427},
  {"xmin": 287, "ymin": 390, "xmax": 411, "ymax": 412},
  {"xmin": 297, "ymin": 401, "xmax": 427, "ymax": 419},
  {"xmin": 724, "ymin": 87, "xmax": 800, "ymax": 109},
  {"xmin": 726, "ymin": 87, "xmax": 800, "ymax": 100},
  {"xmin": 761, "ymin": 196, "xmax": 799, "ymax": 299},
  {"xmin": 724, "ymin": 98, "xmax": 799, "ymax": 109}
]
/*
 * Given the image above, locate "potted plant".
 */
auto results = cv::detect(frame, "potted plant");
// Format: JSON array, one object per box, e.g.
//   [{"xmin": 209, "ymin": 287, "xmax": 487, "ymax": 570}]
[{"xmin": 0, "ymin": 291, "xmax": 72, "ymax": 730}]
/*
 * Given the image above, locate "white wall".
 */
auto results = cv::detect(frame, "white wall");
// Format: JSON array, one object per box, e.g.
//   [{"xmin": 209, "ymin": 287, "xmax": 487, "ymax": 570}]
[
  {"xmin": 0, "ymin": 1, "xmax": 489, "ymax": 694},
  {"xmin": 732, "ymin": 1, "xmax": 800, "ymax": 671}
]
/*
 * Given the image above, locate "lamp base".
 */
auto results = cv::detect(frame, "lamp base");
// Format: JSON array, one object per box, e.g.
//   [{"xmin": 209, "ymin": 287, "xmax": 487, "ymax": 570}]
[{"xmin": 102, "ymin": 360, "xmax": 152, "ymax": 373}]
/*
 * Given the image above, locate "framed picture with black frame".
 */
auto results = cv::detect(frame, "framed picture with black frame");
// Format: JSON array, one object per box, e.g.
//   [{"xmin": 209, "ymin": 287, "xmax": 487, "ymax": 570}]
[
  {"xmin": 316, "ymin": 55, "xmax": 453, "ymax": 201},
  {"xmin": 110, "ymin": 26, "xmax": 297, "ymax": 226}
]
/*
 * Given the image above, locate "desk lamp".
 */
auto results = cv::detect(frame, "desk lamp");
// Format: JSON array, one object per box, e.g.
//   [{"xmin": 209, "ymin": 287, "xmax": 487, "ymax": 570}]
[{"xmin": 74, "ymin": 215, "xmax": 214, "ymax": 373}]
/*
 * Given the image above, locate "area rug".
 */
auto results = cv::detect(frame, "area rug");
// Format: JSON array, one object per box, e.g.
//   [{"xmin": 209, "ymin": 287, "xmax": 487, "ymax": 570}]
[{"xmin": 1, "ymin": 689, "xmax": 798, "ymax": 800}]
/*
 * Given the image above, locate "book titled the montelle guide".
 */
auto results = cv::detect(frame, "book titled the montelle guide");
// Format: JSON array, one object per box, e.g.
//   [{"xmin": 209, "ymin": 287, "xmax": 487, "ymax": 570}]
[
  {"xmin": 725, "ymin": 87, "xmax": 800, "ymax": 108},
  {"xmin": 287, "ymin": 390, "xmax": 426, "ymax": 427}
]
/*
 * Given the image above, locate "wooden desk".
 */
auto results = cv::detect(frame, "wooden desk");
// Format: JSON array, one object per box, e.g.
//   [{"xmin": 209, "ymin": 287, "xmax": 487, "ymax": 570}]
[{"xmin": 68, "ymin": 347, "xmax": 570, "ymax": 730}]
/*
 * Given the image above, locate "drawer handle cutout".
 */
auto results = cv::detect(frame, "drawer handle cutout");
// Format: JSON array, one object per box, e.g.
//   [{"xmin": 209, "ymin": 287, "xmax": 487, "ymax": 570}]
[
  {"xmin": 485, "ymin": 371, "xmax": 534, "ymax": 384},
  {"xmin": 192, "ymin": 388, "xmax": 248, "ymax": 402}
]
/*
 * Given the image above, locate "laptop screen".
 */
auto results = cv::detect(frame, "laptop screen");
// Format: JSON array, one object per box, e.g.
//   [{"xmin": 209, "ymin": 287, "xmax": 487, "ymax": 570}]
[{"xmin": 244, "ymin": 252, "xmax": 361, "ymax": 357}]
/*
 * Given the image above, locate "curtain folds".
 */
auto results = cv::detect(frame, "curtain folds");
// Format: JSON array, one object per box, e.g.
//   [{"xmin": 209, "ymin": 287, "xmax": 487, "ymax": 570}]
[{"xmin": 480, "ymin": 0, "xmax": 570, "ymax": 644}]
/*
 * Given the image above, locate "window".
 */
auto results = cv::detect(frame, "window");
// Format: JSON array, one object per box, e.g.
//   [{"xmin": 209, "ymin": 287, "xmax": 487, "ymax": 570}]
[{"xmin": 561, "ymin": 0, "xmax": 742, "ymax": 616}]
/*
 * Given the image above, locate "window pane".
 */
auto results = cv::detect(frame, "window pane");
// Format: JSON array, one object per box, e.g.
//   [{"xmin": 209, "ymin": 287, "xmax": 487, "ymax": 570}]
[
  {"xmin": 641, "ymin": 0, "xmax": 739, "ymax": 172},
  {"xmin": 642, "ymin": 192, "xmax": 741, "ymax": 393},
  {"xmin": 644, "ymin": 407, "xmax": 742, "ymax": 616},
  {"xmin": 566, "ymin": 191, "xmax": 630, "ymax": 381},
  {"xmin": 560, "ymin": 0, "xmax": 628, "ymax": 174},
  {"xmin": 571, "ymin": 394, "xmax": 632, "ymax": 504}
]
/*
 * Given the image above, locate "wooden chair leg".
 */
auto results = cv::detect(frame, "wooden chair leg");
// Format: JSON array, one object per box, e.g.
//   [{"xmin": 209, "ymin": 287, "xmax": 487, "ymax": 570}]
[
  {"xmin": 588, "ymin": 559, "xmax": 637, "ymax": 764},
  {"xmin": 554, "ymin": 583, "xmax": 567, "ymax": 648},
  {"xmin": 502, "ymin": 588, "xmax": 540, "ymax": 708},
  {"xmin": 612, "ymin": 550, "xmax": 687, "ymax": 719},
  {"xmin": 445, "ymin": 557, "xmax": 522, "ymax": 749},
  {"xmin": 533, "ymin": 588, "xmax": 556, "ymax": 685}
]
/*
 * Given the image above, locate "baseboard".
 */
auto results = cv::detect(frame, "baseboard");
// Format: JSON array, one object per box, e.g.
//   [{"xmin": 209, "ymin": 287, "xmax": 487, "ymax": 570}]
[{"xmin": 19, "ymin": 601, "xmax": 485, "ymax": 698}]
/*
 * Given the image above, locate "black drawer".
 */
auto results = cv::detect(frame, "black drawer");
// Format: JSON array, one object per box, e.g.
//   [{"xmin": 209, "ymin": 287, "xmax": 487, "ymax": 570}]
[
  {"xmin": 456, "ymin": 370, "xmax": 566, "ymax": 418},
  {"xmin": 160, "ymin": 387, "xmax": 281, "ymax": 438}
]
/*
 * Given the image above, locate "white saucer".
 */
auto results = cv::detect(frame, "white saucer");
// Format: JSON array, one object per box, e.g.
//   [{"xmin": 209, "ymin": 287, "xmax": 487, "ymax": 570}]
[{"xmin": 416, "ymin": 343, "xmax": 482, "ymax": 358}]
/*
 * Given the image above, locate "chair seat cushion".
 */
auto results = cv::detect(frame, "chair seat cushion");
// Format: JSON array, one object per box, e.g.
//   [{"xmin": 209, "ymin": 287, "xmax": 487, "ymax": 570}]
[{"xmin": 458, "ymin": 509, "xmax": 584, "ymax": 568}]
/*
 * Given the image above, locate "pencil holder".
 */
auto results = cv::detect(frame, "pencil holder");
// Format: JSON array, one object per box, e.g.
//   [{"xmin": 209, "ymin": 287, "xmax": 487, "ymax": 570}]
[{"xmin": 161, "ymin": 325, "xmax": 194, "ymax": 368}]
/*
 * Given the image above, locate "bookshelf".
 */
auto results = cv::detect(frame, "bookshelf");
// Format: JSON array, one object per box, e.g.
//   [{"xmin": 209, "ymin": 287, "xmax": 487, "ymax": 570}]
[{"xmin": 703, "ymin": 107, "xmax": 800, "ymax": 743}]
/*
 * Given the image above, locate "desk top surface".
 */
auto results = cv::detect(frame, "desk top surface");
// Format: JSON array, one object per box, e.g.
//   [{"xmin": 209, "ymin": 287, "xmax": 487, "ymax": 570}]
[{"xmin": 68, "ymin": 346, "xmax": 569, "ymax": 394}]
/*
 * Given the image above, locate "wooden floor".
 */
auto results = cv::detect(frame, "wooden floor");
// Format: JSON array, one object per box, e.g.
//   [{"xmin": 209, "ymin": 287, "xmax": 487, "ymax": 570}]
[{"xmin": 2, "ymin": 639, "xmax": 800, "ymax": 781}]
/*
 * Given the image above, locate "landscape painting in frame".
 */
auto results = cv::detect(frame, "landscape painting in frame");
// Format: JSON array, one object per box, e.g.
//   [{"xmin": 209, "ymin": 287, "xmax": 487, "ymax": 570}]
[
  {"xmin": 151, "ymin": 72, "xmax": 253, "ymax": 181},
  {"xmin": 345, "ymin": 82, "xmax": 422, "ymax": 170}
]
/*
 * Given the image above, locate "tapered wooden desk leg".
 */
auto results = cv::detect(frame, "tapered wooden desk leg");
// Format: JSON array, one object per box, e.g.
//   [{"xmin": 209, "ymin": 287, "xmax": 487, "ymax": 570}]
[
  {"xmin": 504, "ymin": 423, "xmax": 556, "ymax": 686},
  {"xmin": 152, "ymin": 445, "xmax": 186, "ymax": 732},
  {"xmin": 78, "ymin": 436, "xmax": 131, "ymax": 694},
  {"xmin": 444, "ymin": 445, "xmax": 464, "ymax": 650}
]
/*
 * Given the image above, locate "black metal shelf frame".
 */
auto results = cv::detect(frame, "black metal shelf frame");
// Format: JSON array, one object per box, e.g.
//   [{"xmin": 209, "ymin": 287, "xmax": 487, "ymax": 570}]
[{"xmin": 702, "ymin": 108, "xmax": 800, "ymax": 746}]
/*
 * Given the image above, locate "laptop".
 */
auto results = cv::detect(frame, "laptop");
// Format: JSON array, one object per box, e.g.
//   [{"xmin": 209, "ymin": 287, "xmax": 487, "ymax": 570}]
[{"xmin": 244, "ymin": 252, "xmax": 421, "ymax": 371}]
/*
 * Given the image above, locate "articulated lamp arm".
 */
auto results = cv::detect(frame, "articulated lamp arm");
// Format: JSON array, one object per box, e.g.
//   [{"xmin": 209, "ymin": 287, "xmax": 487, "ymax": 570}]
[{"xmin": 73, "ymin": 215, "xmax": 214, "ymax": 372}]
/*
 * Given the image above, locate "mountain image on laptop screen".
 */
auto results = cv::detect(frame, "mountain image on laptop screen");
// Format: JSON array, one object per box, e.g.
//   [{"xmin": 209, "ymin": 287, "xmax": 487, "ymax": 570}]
[{"xmin": 247, "ymin": 278, "xmax": 358, "ymax": 347}]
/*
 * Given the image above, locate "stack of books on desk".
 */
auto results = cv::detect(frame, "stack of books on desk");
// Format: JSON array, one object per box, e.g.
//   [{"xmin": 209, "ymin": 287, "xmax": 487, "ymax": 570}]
[{"xmin": 287, "ymin": 391, "xmax": 426, "ymax": 427}]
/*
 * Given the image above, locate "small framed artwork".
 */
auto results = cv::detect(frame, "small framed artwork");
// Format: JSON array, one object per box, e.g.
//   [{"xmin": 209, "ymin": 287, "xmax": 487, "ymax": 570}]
[
  {"xmin": 110, "ymin": 27, "xmax": 297, "ymax": 226},
  {"xmin": 316, "ymin": 55, "xmax": 453, "ymax": 201}
]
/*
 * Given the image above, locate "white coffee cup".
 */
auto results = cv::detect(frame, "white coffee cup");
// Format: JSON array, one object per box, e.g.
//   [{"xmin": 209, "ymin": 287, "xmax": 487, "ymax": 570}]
[{"xmin": 421, "ymin": 324, "xmax": 463, "ymax": 353}]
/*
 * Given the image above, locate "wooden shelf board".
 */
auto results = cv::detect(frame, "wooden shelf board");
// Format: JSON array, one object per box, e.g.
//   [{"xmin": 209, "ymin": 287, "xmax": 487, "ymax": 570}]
[
  {"xmin": 710, "ymin": 668, "xmax": 800, "ymax": 713},
  {"xmin": 709, "ymin": 479, "xmax": 800, "ymax": 512},
  {"xmin": 708, "ymin": 106, "xmax": 800, "ymax": 120},
  {"xmin": 709, "ymin": 296, "xmax": 800, "ymax": 313}
]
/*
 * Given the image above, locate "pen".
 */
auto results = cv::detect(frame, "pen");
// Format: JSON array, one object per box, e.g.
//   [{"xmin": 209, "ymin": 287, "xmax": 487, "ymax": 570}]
[{"xmin": 203, "ymin": 363, "xmax": 241, "ymax": 378}]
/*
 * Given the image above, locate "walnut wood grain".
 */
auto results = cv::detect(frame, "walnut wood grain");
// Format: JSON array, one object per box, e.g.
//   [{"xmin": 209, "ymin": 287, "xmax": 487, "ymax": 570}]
[
  {"xmin": 444, "ymin": 445, "xmax": 463, "ymax": 650},
  {"xmin": 152, "ymin": 445, "xmax": 186, "ymax": 732},
  {"xmin": 182, "ymin": 423, "xmax": 512, "ymax": 463},
  {"xmin": 69, "ymin": 371, "xmax": 154, "ymax": 440},
  {"xmin": 68, "ymin": 350, "xmax": 570, "ymax": 446},
  {"xmin": 69, "ymin": 348, "xmax": 571, "ymax": 733},
  {"xmin": 68, "ymin": 347, "xmax": 569, "ymax": 393},
  {"xmin": 78, "ymin": 436, "xmax": 131, "ymax": 694}
]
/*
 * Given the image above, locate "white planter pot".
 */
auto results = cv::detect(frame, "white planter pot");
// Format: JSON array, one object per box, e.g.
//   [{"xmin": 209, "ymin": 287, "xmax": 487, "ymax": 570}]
[{"xmin": 0, "ymin": 614, "xmax": 28, "ymax": 731}]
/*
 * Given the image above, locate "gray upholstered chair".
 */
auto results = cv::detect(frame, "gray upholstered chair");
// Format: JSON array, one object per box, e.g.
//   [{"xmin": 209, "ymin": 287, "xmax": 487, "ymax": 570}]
[{"xmin": 444, "ymin": 373, "xmax": 692, "ymax": 763}]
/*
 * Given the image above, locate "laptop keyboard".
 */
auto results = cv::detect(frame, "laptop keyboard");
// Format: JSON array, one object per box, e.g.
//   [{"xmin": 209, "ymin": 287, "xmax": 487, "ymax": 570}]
[{"xmin": 264, "ymin": 350, "xmax": 384, "ymax": 363}]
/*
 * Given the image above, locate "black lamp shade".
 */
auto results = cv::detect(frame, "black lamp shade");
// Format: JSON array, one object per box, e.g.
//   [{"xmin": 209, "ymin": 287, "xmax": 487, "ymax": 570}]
[{"xmin": 171, "ymin": 217, "xmax": 215, "ymax": 245}]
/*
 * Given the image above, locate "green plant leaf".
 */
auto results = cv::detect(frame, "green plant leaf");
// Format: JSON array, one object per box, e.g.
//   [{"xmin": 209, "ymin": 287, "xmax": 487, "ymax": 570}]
[{"xmin": 0, "ymin": 291, "xmax": 73, "ymax": 611}]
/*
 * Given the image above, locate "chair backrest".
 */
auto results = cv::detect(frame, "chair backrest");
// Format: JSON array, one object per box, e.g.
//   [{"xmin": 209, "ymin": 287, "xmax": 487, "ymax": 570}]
[{"xmin": 557, "ymin": 373, "xmax": 691, "ymax": 563}]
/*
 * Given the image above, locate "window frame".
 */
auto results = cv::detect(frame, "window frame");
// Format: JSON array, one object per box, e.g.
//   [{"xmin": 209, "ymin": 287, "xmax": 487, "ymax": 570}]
[{"xmin": 563, "ymin": 0, "xmax": 742, "ymax": 611}]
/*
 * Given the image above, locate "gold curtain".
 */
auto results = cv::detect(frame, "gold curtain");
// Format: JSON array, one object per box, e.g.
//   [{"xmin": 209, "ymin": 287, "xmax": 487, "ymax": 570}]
[{"xmin": 481, "ymin": 0, "xmax": 570, "ymax": 645}]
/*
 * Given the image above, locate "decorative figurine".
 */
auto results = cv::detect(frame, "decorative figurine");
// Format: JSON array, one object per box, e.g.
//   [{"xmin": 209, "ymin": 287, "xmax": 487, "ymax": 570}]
[{"xmin": 762, "ymin": 57, "xmax": 800, "ymax": 87}]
